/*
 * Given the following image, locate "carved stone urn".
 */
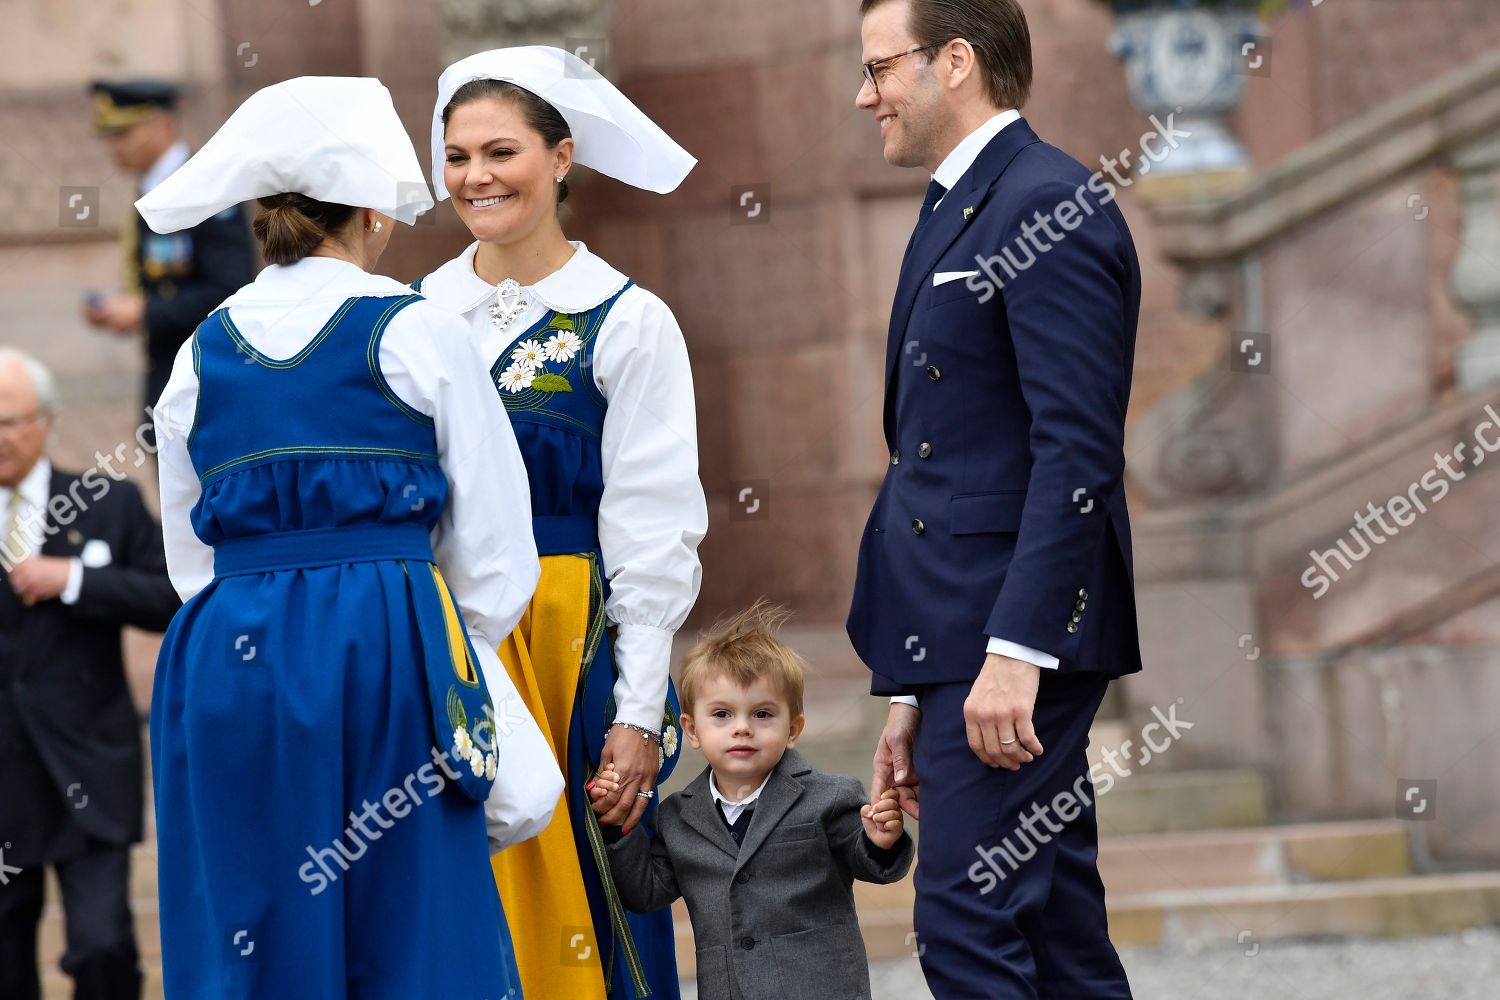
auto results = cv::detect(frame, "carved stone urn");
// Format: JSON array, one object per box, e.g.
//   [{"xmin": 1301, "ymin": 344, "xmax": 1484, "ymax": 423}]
[{"xmin": 1109, "ymin": 4, "xmax": 1262, "ymax": 175}]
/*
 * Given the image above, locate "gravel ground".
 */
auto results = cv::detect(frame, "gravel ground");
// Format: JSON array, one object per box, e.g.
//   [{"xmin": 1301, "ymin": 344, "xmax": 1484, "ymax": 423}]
[{"xmin": 682, "ymin": 928, "xmax": 1500, "ymax": 999}]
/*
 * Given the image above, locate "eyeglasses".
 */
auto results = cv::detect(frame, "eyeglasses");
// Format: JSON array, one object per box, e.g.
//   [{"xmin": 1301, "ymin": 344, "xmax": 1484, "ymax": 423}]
[
  {"xmin": 0, "ymin": 411, "xmax": 43, "ymax": 434},
  {"xmin": 861, "ymin": 42, "xmax": 947, "ymax": 96}
]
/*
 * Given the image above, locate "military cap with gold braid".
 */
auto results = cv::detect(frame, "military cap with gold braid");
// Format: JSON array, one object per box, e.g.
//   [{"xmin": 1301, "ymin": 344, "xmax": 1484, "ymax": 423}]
[{"xmin": 90, "ymin": 79, "xmax": 180, "ymax": 134}]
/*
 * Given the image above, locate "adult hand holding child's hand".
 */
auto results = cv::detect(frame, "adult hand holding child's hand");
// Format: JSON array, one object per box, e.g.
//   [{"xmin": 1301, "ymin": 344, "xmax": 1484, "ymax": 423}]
[{"xmin": 860, "ymin": 788, "xmax": 905, "ymax": 850}]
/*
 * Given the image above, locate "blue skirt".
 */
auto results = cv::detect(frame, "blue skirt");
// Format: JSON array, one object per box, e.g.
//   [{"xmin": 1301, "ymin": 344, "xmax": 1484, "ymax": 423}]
[{"xmin": 151, "ymin": 556, "xmax": 523, "ymax": 999}]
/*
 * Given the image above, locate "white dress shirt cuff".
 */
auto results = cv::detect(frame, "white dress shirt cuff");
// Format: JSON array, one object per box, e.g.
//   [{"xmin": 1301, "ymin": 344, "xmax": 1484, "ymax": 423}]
[
  {"xmin": 60, "ymin": 558, "xmax": 84, "ymax": 605},
  {"xmin": 610, "ymin": 623, "xmax": 674, "ymax": 731},
  {"xmin": 888, "ymin": 637, "xmax": 1059, "ymax": 709},
  {"xmin": 988, "ymin": 636, "xmax": 1060, "ymax": 669}
]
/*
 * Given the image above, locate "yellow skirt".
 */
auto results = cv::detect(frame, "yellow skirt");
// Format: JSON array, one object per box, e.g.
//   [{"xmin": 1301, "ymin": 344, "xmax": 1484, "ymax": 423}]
[{"xmin": 491, "ymin": 553, "xmax": 608, "ymax": 1000}]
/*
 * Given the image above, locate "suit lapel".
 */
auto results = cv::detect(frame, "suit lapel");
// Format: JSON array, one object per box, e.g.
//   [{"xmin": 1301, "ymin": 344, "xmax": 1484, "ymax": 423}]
[
  {"xmin": 677, "ymin": 767, "xmax": 741, "ymax": 861},
  {"xmin": 733, "ymin": 749, "xmax": 812, "ymax": 872},
  {"xmin": 881, "ymin": 119, "xmax": 1044, "ymax": 438}
]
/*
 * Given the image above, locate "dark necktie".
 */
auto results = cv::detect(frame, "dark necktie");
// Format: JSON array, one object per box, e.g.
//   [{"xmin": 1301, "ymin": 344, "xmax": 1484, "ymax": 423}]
[
  {"xmin": 915, "ymin": 178, "xmax": 948, "ymax": 235},
  {"xmin": 717, "ymin": 802, "xmax": 755, "ymax": 848},
  {"xmin": 903, "ymin": 178, "xmax": 949, "ymax": 263}
]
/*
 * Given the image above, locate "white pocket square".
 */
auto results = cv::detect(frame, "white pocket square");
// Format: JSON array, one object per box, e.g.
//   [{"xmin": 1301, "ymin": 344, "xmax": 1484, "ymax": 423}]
[
  {"xmin": 80, "ymin": 539, "xmax": 113, "ymax": 569},
  {"xmin": 933, "ymin": 270, "xmax": 980, "ymax": 287}
]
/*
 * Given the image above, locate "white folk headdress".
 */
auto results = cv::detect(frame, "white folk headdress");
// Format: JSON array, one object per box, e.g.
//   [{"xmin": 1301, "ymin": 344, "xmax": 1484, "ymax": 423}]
[
  {"xmin": 430, "ymin": 46, "xmax": 696, "ymax": 200},
  {"xmin": 137, "ymin": 76, "xmax": 434, "ymax": 234}
]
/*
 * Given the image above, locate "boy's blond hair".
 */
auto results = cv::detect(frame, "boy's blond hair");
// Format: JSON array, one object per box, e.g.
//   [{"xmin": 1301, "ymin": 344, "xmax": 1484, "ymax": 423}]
[{"xmin": 679, "ymin": 599, "xmax": 806, "ymax": 719}]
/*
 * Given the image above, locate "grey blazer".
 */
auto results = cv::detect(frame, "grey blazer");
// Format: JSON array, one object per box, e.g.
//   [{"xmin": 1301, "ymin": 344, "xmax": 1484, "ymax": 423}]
[{"xmin": 607, "ymin": 749, "xmax": 914, "ymax": 1000}]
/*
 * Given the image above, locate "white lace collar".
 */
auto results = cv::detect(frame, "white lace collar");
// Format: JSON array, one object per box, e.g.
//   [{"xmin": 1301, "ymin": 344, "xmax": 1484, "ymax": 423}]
[{"xmin": 419, "ymin": 240, "xmax": 630, "ymax": 316}]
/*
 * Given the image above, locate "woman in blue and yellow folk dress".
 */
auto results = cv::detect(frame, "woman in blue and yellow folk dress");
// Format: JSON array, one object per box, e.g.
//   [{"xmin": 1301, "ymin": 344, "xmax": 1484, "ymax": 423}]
[
  {"xmin": 415, "ymin": 48, "xmax": 708, "ymax": 1000},
  {"xmin": 142, "ymin": 77, "xmax": 563, "ymax": 998}
]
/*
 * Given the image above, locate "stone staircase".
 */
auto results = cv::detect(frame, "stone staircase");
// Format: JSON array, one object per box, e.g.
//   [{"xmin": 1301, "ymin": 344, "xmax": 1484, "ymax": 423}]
[{"xmin": 1120, "ymin": 46, "xmax": 1500, "ymax": 872}]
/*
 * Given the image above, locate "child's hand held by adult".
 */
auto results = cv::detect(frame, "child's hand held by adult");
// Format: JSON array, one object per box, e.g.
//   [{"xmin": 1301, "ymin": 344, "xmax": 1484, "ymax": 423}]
[
  {"xmin": 588, "ymin": 767, "xmax": 623, "ymax": 820},
  {"xmin": 860, "ymin": 788, "xmax": 905, "ymax": 850}
]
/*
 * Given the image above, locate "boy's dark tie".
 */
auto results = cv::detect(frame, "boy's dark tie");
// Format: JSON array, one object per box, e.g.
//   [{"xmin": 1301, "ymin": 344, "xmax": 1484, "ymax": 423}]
[{"xmin": 716, "ymin": 802, "xmax": 755, "ymax": 848}]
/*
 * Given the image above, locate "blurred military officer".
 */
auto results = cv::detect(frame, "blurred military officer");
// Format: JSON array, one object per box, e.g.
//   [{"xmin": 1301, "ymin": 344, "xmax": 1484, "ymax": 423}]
[{"xmin": 81, "ymin": 79, "xmax": 256, "ymax": 419}]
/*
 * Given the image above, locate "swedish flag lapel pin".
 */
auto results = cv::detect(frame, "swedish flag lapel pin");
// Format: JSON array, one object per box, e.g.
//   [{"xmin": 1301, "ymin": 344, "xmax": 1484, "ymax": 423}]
[{"xmin": 963, "ymin": 205, "xmax": 975, "ymax": 220}]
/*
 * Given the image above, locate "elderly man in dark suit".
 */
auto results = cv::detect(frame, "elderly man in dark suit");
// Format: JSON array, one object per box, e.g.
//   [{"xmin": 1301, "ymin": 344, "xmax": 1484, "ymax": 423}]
[
  {"xmin": 847, "ymin": 0, "xmax": 1143, "ymax": 997},
  {"xmin": 0, "ymin": 348, "xmax": 180, "ymax": 1000}
]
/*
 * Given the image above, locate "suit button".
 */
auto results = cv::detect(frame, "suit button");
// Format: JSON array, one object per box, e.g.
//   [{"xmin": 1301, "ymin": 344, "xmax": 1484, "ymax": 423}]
[
  {"xmin": 741, "ymin": 937, "xmax": 756, "ymax": 951},
  {"xmin": 917, "ymin": 442, "xmax": 932, "ymax": 459},
  {"xmin": 926, "ymin": 365, "xmax": 942, "ymax": 382},
  {"xmin": 1078, "ymin": 588, "xmax": 1088, "ymax": 599},
  {"xmin": 1070, "ymin": 612, "xmax": 1083, "ymax": 624},
  {"xmin": 1066, "ymin": 623, "xmax": 1079, "ymax": 634},
  {"xmin": 911, "ymin": 518, "xmax": 925, "ymax": 535},
  {"xmin": 735, "ymin": 871, "xmax": 751, "ymax": 884},
  {"xmin": 890, "ymin": 450, "xmax": 901, "ymax": 465}
]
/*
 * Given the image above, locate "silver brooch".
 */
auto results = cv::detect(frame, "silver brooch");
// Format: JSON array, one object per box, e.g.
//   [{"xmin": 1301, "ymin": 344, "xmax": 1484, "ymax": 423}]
[{"xmin": 488, "ymin": 277, "xmax": 528, "ymax": 332}]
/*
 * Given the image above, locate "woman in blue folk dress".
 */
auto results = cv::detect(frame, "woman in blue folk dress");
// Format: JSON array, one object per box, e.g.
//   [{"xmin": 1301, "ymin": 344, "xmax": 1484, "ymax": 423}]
[
  {"xmin": 416, "ymin": 48, "xmax": 707, "ymax": 1000},
  {"xmin": 140, "ymin": 77, "xmax": 562, "ymax": 998}
]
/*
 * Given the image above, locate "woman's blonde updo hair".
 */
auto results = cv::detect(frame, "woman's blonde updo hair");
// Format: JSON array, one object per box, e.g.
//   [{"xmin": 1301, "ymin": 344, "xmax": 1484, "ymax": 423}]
[{"xmin": 251, "ymin": 193, "xmax": 358, "ymax": 266}]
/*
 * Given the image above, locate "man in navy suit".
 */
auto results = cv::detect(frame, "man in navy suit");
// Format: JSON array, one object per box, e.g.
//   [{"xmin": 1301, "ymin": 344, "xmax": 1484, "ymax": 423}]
[{"xmin": 847, "ymin": 1, "xmax": 1140, "ymax": 996}]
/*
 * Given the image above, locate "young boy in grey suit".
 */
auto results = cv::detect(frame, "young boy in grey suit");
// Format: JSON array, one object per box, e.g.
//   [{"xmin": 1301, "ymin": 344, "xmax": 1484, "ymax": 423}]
[{"xmin": 592, "ymin": 601, "xmax": 913, "ymax": 1000}]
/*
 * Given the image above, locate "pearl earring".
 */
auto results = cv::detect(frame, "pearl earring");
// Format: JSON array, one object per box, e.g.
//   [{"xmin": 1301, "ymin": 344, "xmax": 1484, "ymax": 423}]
[
  {"xmin": 556, "ymin": 176, "xmax": 565, "ymax": 184},
  {"xmin": 372, "ymin": 221, "xmax": 384, "ymax": 233}
]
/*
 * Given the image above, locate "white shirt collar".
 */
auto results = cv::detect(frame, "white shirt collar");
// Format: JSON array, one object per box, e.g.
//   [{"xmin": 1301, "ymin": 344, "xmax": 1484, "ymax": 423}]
[
  {"xmin": 1, "ymin": 458, "xmax": 51, "ymax": 560},
  {"xmin": 141, "ymin": 140, "xmax": 191, "ymax": 196},
  {"xmin": 420, "ymin": 240, "xmax": 629, "ymax": 316},
  {"xmin": 709, "ymin": 770, "xmax": 771, "ymax": 824},
  {"xmin": 932, "ymin": 109, "xmax": 1022, "ymax": 197},
  {"xmin": 7, "ymin": 457, "xmax": 53, "ymax": 510}
]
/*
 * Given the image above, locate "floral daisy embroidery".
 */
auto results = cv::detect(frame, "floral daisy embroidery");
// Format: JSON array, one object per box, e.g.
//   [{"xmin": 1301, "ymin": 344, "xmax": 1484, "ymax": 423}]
[
  {"xmin": 510, "ymin": 339, "xmax": 546, "ymax": 369},
  {"xmin": 497, "ymin": 363, "xmax": 535, "ymax": 394},
  {"xmin": 544, "ymin": 330, "xmax": 583, "ymax": 363}
]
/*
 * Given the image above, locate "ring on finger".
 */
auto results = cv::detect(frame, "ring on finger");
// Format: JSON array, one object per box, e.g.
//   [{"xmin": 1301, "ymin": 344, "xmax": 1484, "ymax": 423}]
[{"xmin": 636, "ymin": 789, "xmax": 655, "ymax": 800}]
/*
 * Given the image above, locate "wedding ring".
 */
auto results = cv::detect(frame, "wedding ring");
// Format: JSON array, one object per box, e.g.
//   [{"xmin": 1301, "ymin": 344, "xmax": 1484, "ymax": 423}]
[
  {"xmin": 636, "ymin": 790, "xmax": 655, "ymax": 800},
  {"xmin": 1000, "ymin": 738, "xmax": 1018, "ymax": 745}
]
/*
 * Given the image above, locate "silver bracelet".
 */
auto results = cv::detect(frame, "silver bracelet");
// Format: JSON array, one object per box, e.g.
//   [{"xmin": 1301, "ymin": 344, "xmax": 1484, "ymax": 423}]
[{"xmin": 608, "ymin": 721, "xmax": 661, "ymax": 745}]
